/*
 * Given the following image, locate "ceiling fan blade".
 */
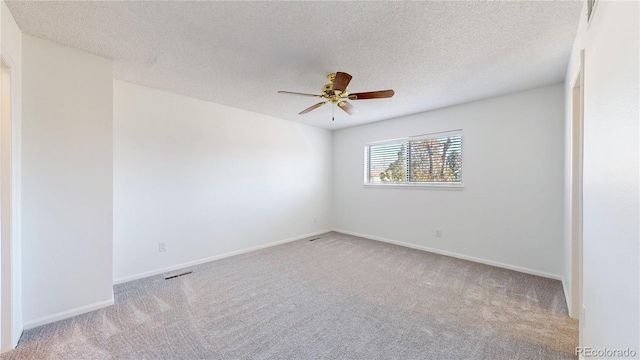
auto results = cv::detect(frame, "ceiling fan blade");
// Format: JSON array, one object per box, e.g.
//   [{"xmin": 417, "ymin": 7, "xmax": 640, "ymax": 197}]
[
  {"xmin": 337, "ymin": 101, "xmax": 359, "ymax": 115},
  {"xmin": 348, "ymin": 90, "xmax": 395, "ymax": 100},
  {"xmin": 278, "ymin": 91, "xmax": 322, "ymax": 98},
  {"xmin": 332, "ymin": 72, "xmax": 352, "ymax": 94},
  {"xmin": 299, "ymin": 101, "xmax": 328, "ymax": 115}
]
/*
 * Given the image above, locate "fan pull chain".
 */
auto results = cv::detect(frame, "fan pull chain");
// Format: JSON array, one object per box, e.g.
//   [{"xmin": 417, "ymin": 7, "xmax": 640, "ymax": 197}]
[{"xmin": 332, "ymin": 104, "xmax": 335, "ymax": 121}]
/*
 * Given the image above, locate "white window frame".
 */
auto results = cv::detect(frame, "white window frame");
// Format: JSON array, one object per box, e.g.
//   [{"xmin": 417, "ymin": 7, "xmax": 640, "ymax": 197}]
[{"xmin": 363, "ymin": 130, "xmax": 463, "ymax": 189}]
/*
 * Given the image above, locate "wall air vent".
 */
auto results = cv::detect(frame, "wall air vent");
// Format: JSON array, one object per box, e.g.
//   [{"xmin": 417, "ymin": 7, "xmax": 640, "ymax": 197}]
[{"xmin": 164, "ymin": 271, "xmax": 193, "ymax": 280}]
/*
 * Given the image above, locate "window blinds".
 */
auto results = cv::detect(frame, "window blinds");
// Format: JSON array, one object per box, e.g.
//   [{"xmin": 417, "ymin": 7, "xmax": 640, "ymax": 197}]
[{"xmin": 365, "ymin": 131, "xmax": 462, "ymax": 185}]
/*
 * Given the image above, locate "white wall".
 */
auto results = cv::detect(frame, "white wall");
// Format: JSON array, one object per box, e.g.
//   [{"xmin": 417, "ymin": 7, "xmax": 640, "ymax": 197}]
[
  {"xmin": 333, "ymin": 84, "xmax": 565, "ymax": 278},
  {"xmin": 0, "ymin": 0, "xmax": 22, "ymax": 349},
  {"xmin": 22, "ymin": 35, "xmax": 114, "ymax": 327},
  {"xmin": 564, "ymin": 1, "xmax": 639, "ymax": 351},
  {"xmin": 113, "ymin": 81, "xmax": 332, "ymax": 283}
]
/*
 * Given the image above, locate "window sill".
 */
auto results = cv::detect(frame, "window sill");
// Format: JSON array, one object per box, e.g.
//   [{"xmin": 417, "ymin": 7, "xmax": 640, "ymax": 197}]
[{"xmin": 363, "ymin": 183, "xmax": 463, "ymax": 190}]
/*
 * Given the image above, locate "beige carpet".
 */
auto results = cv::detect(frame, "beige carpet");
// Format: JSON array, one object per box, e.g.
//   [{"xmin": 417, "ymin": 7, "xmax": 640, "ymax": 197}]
[{"xmin": 2, "ymin": 232, "xmax": 578, "ymax": 359}]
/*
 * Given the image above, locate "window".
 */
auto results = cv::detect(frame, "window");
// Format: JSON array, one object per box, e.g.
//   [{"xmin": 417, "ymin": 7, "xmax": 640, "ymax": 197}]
[{"xmin": 364, "ymin": 130, "xmax": 462, "ymax": 187}]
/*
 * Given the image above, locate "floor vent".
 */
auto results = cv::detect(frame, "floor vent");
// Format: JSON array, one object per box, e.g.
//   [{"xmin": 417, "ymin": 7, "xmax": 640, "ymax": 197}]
[
  {"xmin": 309, "ymin": 237, "xmax": 320, "ymax": 242},
  {"xmin": 164, "ymin": 271, "xmax": 193, "ymax": 280}
]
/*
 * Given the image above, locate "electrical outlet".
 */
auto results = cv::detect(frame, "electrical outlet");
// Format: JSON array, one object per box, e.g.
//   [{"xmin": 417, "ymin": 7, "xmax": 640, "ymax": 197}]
[
  {"xmin": 159, "ymin": 242, "xmax": 167, "ymax": 252},
  {"xmin": 435, "ymin": 229, "xmax": 442, "ymax": 238}
]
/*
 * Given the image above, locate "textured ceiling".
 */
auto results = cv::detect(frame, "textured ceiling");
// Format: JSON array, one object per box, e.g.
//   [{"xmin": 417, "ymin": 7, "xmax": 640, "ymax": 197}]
[{"xmin": 7, "ymin": 1, "xmax": 582, "ymax": 130}]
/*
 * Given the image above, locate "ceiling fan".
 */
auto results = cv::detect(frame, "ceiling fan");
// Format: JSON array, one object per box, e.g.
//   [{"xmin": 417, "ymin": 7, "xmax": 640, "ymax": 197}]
[{"xmin": 278, "ymin": 72, "xmax": 394, "ymax": 119}]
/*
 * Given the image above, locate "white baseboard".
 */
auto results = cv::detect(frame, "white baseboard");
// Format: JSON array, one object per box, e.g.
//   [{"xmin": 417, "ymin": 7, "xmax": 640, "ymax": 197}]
[
  {"xmin": 23, "ymin": 296, "xmax": 114, "ymax": 330},
  {"xmin": 332, "ymin": 228, "xmax": 563, "ymax": 281},
  {"xmin": 10, "ymin": 313, "xmax": 23, "ymax": 349},
  {"xmin": 113, "ymin": 229, "xmax": 333, "ymax": 285},
  {"xmin": 562, "ymin": 277, "xmax": 575, "ymax": 318},
  {"xmin": 11, "ymin": 328, "xmax": 22, "ymax": 350}
]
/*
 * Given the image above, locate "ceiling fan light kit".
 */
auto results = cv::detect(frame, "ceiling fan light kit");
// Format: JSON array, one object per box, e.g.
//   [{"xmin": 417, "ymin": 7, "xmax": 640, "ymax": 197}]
[{"xmin": 278, "ymin": 72, "xmax": 394, "ymax": 120}]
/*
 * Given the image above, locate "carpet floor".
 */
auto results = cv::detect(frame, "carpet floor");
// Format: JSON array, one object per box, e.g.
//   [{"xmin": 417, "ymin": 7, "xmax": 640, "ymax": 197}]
[{"xmin": 1, "ymin": 232, "xmax": 578, "ymax": 359}]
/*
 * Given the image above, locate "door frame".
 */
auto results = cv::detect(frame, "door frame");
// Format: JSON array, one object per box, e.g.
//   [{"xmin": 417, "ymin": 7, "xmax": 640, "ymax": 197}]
[
  {"xmin": 569, "ymin": 50, "xmax": 585, "ymax": 327},
  {"xmin": 0, "ymin": 48, "xmax": 22, "ymax": 351}
]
